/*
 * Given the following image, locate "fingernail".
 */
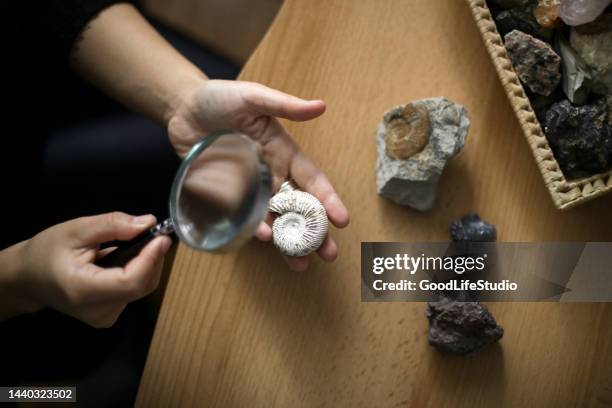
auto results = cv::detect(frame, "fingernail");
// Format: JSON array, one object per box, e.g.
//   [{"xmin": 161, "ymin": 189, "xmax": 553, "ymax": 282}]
[{"xmin": 132, "ymin": 215, "xmax": 154, "ymax": 225}]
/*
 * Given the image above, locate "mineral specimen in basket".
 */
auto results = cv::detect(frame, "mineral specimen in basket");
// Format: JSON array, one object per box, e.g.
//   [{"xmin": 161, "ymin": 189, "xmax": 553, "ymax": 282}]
[
  {"xmin": 268, "ymin": 181, "xmax": 328, "ymax": 257},
  {"xmin": 489, "ymin": 0, "xmax": 529, "ymax": 8},
  {"xmin": 544, "ymin": 97, "xmax": 612, "ymax": 178},
  {"xmin": 570, "ymin": 16, "xmax": 612, "ymax": 95},
  {"xmin": 494, "ymin": 4, "xmax": 554, "ymax": 41},
  {"xmin": 450, "ymin": 213, "xmax": 498, "ymax": 242},
  {"xmin": 559, "ymin": 0, "xmax": 612, "ymax": 26},
  {"xmin": 555, "ymin": 34, "xmax": 592, "ymax": 104},
  {"xmin": 376, "ymin": 98, "xmax": 469, "ymax": 211},
  {"xmin": 504, "ymin": 29, "xmax": 562, "ymax": 96},
  {"xmin": 534, "ymin": 0, "xmax": 563, "ymax": 28},
  {"xmin": 426, "ymin": 297, "xmax": 504, "ymax": 355}
]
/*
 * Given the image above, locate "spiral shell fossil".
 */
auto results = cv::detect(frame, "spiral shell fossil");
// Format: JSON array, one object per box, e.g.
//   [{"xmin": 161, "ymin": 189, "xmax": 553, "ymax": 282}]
[
  {"xmin": 268, "ymin": 181, "xmax": 328, "ymax": 257},
  {"xmin": 384, "ymin": 102, "xmax": 431, "ymax": 160}
]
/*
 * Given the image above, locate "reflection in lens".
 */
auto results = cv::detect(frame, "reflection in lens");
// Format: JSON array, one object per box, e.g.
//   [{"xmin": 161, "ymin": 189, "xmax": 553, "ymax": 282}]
[{"xmin": 173, "ymin": 133, "xmax": 266, "ymax": 250}]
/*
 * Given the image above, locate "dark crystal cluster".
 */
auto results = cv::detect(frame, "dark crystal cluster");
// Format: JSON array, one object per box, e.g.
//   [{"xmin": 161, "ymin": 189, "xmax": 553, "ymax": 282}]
[
  {"xmin": 426, "ymin": 297, "xmax": 504, "ymax": 355},
  {"xmin": 450, "ymin": 213, "xmax": 497, "ymax": 242},
  {"xmin": 488, "ymin": 0, "xmax": 612, "ymax": 178}
]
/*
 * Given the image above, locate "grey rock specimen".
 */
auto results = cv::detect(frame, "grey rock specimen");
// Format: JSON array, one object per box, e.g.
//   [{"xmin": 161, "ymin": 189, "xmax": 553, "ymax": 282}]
[
  {"xmin": 450, "ymin": 213, "xmax": 498, "ymax": 242},
  {"xmin": 544, "ymin": 97, "xmax": 612, "ymax": 177},
  {"xmin": 570, "ymin": 18, "xmax": 612, "ymax": 95},
  {"xmin": 426, "ymin": 297, "xmax": 504, "ymax": 355},
  {"xmin": 555, "ymin": 34, "xmax": 592, "ymax": 104},
  {"xmin": 560, "ymin": 0, "xmax": 611, "ymax": 26},
  {"xmin": 505, "ymin": 30, "xmax": 562, "ymax": 96},
  {"xmin": 376, "ymin": 97, "xmax": 469, "ymax": 211},
  {"xmin": 495, "ymin": 6, "xmax": 554, "ymax": 41}
]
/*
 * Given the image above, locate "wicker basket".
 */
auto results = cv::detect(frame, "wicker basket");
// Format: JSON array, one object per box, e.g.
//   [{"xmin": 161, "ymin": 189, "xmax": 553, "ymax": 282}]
[{"xmin": 466, "ymin": 0, "xmax": 612, "ymax": 209}]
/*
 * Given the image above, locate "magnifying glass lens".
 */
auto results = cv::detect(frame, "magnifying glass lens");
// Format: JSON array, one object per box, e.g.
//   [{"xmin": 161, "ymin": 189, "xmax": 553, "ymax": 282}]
[{"xmin": 172, "ymin": 133, "xmax": 270, "ymax": 251}]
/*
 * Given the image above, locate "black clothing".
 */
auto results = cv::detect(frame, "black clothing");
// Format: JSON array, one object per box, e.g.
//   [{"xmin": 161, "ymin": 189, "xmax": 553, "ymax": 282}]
[{"xmin": 1, "ymin": 2, "xmax": 239, "ymax": 407}]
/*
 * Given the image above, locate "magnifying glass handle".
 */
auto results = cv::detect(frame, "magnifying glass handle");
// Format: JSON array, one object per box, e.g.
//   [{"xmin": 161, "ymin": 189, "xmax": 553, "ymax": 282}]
[{"xmin": 96, "ymin": 219, "xmax": 175, "ymax": 268}]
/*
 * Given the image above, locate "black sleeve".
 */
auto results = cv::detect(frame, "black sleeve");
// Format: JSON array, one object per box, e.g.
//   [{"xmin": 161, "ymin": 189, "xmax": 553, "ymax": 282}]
[{"xmin": 34, "ymin": 0, "xmax": 136, "ymax": 62}]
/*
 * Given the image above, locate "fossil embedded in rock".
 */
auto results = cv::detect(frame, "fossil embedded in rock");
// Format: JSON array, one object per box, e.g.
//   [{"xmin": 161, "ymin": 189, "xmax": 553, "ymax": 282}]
[
  {"xmin": 384, "ymin": 102, "xmax": 431, "ymax": 160},
  {"xmin": 504, "ymin": 30, "xmax": 562, "ymax": 96},
  {"xmin": 376, "ymin": 97, "xmax": 469, "ymax": 211},
  {"xmin": 268, "ymin": 181, "xmax": 328, "ymax": 257}
]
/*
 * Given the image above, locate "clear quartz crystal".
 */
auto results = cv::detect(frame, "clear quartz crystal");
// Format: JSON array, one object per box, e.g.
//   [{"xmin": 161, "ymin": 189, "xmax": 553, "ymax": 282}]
[{"xmin": 560, "ymin": 0, "xmax": 612, "ymax": 26}]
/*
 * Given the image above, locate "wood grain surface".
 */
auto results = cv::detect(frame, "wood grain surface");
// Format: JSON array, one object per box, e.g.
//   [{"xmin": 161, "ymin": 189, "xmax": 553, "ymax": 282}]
[{"xmin": 137, "ymin": 1, "xmax": 612, "ymax": 407}]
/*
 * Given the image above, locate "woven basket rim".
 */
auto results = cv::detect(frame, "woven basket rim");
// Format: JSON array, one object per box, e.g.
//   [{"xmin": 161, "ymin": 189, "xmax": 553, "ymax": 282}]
[{"xmin": 466, "ymin": 0, "xmax": 612, "ymax": 209}]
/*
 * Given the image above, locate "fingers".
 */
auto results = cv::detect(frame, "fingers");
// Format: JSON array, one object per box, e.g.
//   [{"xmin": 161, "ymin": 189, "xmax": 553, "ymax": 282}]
[
  {"xmin": 69, "ymin": 212, "xmax": 157, "ymax": 245},
  {"xmin": 283, "ymin": 254, "xmax": 309, "ymax": 272},
  {"xmin": 242, "ymin": 82, "xmax": 326, "ymax": 122},
  {"xmin": 254, "ymin": 221, "xmax": 272, "ymax": 241},
  {"xmin": 290, "ymin": 152, "xmax": 350, "ymax": 228},
  {"xmin": 316, "ymin": 235, "xmax": 338, "ymax": 262},
  {"xmin": 79, "ymin": 236, "xmax": 172, "ymax": 303}
]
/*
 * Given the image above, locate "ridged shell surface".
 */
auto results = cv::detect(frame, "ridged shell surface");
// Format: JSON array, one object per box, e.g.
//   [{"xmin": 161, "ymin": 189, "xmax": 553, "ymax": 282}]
[{"xmin": 268, "ymin": 184, "xmax": 328, "ymax": 257}]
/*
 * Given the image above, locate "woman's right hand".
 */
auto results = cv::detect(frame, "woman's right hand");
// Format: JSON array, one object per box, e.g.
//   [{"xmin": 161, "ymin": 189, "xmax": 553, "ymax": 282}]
[{"xmin": 0, "ymin": 212, "xmax": 171, "ymax": 327}]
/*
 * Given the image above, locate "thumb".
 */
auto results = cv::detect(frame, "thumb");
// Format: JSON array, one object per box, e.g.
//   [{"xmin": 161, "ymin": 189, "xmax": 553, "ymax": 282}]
[
  {"xmin": 243, "ymin": 82, "xmax": 326, "ymax": 121},
  {"xmin": 68, "ymin": 212, "xmax": 157, "ymax": 245}
]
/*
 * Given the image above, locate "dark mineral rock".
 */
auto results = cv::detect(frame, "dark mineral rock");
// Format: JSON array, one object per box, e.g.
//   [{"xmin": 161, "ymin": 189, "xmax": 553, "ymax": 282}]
[
  {"xmin": 505, "ymin": 30, "xmax": 562, "ymax": 96},
  {"xmin": 450, "ymin": 213, "xmax": 497, "ymax": 242},
  {"xmin": 544, "ymin": 97, "xmax": 612, "ymax": 178},
  {"xmin": 489, "ymin": 0, "xmax": 529, "ymax": 9},
  {"xmin": 495, "ymin": 6, "xmax": 554, "ymax": 41},
  {"xmin": 426, "ymin": 297, "xmax": 504, "ymax": 355},
  {"xmin": 528, "ymin": 87, "xmax": 563, "ymax": 122}
]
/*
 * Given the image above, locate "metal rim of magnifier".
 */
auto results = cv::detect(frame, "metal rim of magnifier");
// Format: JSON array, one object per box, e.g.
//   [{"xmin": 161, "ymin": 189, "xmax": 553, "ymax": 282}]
[{"xmin": 168, "ymin": 130, "xmax": 272, "ymax": 252}]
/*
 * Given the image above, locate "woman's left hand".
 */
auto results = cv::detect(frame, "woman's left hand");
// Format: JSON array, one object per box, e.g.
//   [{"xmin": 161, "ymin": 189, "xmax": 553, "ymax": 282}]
[{"xmin": 166, "ymin": 80, "xmax": 349, "ymax": 271}]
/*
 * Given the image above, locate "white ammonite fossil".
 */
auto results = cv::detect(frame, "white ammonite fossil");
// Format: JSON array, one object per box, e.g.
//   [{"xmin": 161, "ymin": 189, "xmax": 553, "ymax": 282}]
[{"xmin": 268, "ymin": 181, "xmax": 328, "ymax": 257}]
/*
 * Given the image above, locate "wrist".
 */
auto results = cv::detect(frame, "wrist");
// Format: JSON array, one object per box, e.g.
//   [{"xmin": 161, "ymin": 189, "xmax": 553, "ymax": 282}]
[
  {"xmin": 163, "ymin": 74, "xmax": 208, "ymax": 129},
  {"xmin": 0, "ymin": 241, "xmax": 42, "ymax": 320}
]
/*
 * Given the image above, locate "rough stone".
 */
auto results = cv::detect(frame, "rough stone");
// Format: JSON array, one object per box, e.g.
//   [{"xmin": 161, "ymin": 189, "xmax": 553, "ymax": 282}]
[
  {"xmin": 495, "ymin": 6, "xmax": 554, "ymax": 41},
  {"xmin": 489, "ymin": 0, "xmax": 529, "ymax": 8},
  {"xmin": 376, "ymin": 97, "xmax": 469, "ymax": 211},
  {"xmin": 534, "ymin": 0, "xmax": 563, "ymax": 28},
  {"xmin": 426, "ymin": 297, "xmax": 504, "ymax": 355},
  {"xmin": 544, "ymin": 97, "xmax": 612, "ymax": 178},
  {"xmin": 555, "ymin": 34, "xmax": 592, "ymax": 104},
  {"xmin": 560, "ymin": 0, "xmax": 612, "ymax": 26},
  {"xmin": 505, "ymin": 30, "xmax": 562, "ymax": 96},
  {"xmin": 527, "ymin": 87, "xmax": 563, "ymax": 122},
  {"xmin": 570, "ymin": 20, "xmax": 612, "ymax": 95},
  {"xmin": 450, "ymin": 213, "xmax": 498, "ymax": 242}
]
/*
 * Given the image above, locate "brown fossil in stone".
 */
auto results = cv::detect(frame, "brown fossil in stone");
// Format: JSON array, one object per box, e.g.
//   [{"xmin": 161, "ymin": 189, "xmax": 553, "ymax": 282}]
[{"xmin": 384, "ymin": 102, "xmax": 431, "ymax": 160}]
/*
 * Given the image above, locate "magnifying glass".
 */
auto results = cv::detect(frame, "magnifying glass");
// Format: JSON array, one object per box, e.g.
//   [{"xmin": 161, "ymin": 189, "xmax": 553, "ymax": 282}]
[{"xmin": 97, "ymin": 130, "xmax": 272, "ymax": 267}]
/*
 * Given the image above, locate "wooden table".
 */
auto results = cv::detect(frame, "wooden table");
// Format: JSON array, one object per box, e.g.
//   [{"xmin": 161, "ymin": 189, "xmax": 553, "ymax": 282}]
[{"xmin": 137, "ymin": 1, "xmax": 612, "ymax": 406}]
